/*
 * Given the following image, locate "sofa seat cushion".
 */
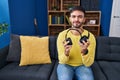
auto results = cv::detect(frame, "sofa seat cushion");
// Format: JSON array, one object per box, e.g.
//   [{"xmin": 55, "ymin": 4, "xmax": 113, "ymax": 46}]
[
  {"xmin": 49, "ymin": 60, "xmax": 58, "ymax": 80},
  {"xmin": 98, "ymin": 61, "xmax": 120, "ymax": 80},
  {"xmin": 0, "ymin": 61, "xmax": 56, "ymax": 80},
  {"xmin": 91, "ymin": 61, "xmax": 107, "ymax": 80}
]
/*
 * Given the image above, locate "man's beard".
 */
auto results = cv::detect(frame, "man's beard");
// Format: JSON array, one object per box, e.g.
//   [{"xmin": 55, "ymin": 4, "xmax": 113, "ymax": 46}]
[{"xmin": 72, "ymin": 22, "xmax": 83, "ymax": 28}]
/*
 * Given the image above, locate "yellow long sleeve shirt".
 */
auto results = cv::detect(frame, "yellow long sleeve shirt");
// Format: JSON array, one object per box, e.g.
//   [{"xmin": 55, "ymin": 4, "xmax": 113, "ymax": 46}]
[{"xmin": 57, "ymin": 29, "xmax": 96, "ymax": 67}]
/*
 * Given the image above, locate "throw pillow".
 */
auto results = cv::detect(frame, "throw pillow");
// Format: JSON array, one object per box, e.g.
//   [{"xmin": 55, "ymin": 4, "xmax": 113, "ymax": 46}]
[{"xmin": 19, "ymin": 36, "xmax": 51, "ymax": 66}]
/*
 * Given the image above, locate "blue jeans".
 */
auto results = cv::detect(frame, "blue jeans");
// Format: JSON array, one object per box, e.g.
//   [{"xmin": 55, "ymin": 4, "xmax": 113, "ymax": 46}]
[{"xmin": 57, "ymin": 64, "xmax": 94, "ymax": 80}]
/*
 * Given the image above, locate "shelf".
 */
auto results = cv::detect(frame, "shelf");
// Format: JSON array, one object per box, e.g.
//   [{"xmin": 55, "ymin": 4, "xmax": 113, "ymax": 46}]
[
  {"xmin": 49, "ymin": 24, "xmax": 65, "ymax": 26},
  {"xmin": 47, "ymin": 0, "xmax": 101, "ymax": 37},
  {"xmin": 48, "ymin": 26, "xmax": 65, "ymax": 36},
  {"xmin": 62, "ymin": 0, "xmax": 80, "ymax": 10}
]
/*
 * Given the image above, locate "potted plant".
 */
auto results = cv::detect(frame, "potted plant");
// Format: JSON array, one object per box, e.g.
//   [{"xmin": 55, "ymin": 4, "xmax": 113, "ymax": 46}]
[{"xmin": 0, "ymin": 22, "xmax": 8, "ymax": 36}]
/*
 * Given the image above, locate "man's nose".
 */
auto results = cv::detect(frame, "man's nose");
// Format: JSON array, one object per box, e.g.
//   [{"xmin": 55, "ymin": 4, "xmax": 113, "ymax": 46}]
[{"xmin": 75, "ymin": 17, "xmax": 79, "ymax": 21}]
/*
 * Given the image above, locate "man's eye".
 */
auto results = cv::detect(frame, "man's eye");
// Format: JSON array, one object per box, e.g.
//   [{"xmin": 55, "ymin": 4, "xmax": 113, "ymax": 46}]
[
  {"xmin": 78, "ymin": 15, "xmax": 83, "ymax": 18},
  {"xmin": 71, "ymin": 16, "xmax": 76, "ymax": 18},
  {"xmin": 71, "ymin": 15, "xmax": 84, "ymax": 18}
]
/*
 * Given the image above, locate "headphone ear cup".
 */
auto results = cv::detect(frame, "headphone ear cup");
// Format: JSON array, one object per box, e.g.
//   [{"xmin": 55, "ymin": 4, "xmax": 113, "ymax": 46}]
[
  {"xmin": 66, "ymin": 37, "xmax": 73, "ymax": 45},
  {"xmin": 80, "ymin": 35, "xmax": 88, "ymax": 43}
]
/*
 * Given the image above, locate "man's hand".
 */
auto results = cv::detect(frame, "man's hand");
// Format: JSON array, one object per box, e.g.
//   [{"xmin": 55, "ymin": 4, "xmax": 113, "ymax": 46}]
[
  {"xmin": 63, "ymin": 40, "xmax": 72, "ymax": 56},
  {"xmin": 79, "ymin": 40, "xmax": 90, "ymax": 55}
]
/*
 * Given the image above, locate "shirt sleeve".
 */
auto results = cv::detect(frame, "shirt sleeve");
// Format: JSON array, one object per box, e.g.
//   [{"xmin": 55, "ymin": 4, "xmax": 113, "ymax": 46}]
[
  {"xmin": 57, "ymin": 32, "xmax": 69, "ymax": 64},
  {"xmin": 81, "ymin": 33, "xmax": 96, "ymax": 67}
]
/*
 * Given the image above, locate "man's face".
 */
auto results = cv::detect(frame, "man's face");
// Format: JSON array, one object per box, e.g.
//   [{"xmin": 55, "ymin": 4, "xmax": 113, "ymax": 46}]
[{"xmin": 69, "ymin": 10, "xmax": 85, "ymax": 28}]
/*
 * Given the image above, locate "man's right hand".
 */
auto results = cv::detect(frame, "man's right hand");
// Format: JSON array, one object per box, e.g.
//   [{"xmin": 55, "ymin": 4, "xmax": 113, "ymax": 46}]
[{"xmin": 63, "ymin": 40, "xmax": 72, "ymax": 56}]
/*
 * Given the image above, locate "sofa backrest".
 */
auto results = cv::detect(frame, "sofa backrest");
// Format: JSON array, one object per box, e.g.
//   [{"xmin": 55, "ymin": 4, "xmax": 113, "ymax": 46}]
[
  {"xmin": 50, "ymin": 36, "xmax": 120, "ymax": 61},
  {"xmin": 6, "ymin": 34, "xmax": 21, "ymax": 62},
  {"xmin": 95, "ymin": 36, "xmax": 120, "ymax": 61},
  {"xmin": 6, "ymin": 34, "xmax": 58, "ymax": 62},
  {"xmin": 49, "ymin": 36, "xmax": 58, "ymax": 60},
  {"xmin": 6, "ymin": 34, "xmax": 120, "ymax": 62}
]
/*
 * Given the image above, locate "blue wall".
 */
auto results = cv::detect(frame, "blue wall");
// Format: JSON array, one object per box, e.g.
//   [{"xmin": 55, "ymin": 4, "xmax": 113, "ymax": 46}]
[
  {"xmin": 35, "ymin": 0, "xmax": 48, "ymax": 36},
  {"xmin": 9, "ymin": 0, "xmax": 48, "ymax": 36},
  {"xmin": 8, "ymin": 0, "xmax": 113, "ymax": 36},
  {"xmin": 9, "ymin": 0, "xmax": 36, "ymax": 35},
  {"xmin": 0, "ymin": 0, "xmax": 10, "ymax": 48},
  {"xmin": 99, "ymin": 0, "xmax": 113, "ymax": 36}
]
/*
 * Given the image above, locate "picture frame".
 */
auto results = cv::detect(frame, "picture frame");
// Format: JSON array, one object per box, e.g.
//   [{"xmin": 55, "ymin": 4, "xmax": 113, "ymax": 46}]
[{"xmin": 89, "ymin": 20, "xmax": 96, "ymax": 25}]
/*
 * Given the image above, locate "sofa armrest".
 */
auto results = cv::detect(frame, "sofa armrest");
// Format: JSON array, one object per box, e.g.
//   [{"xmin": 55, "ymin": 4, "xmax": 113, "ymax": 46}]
[{"xmin": 0, "ymin": 45, "xmax": 9, "ymax": 69}]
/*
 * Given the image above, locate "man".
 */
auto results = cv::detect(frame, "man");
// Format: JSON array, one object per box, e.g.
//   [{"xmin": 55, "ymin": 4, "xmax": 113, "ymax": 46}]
[{"xmin": 57, "ymin": 6, "xmax": 96, "ymax": 80}]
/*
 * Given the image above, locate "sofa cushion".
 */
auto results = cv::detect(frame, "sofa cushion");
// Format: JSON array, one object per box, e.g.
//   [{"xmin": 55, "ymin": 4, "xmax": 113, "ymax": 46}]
[
  {"xmin": 7, "ymin": 34, "xmax": 21, "ymax": 62},
  {"xmin": 0, "ymin": 61, "xmax": 55, "ymax": 80},
  {"xmin": 98, "ymin": 61, "xmax": 120, "ymax": 80},
  {"xmin": 0, "ymin": 45, "xmax": 9, "ymax": 69},
  {"xmin": 19, "ymin": 36, "xmax": 51, "ymax": 66},
  {"xmin": 7, "ymin": 34, "xmax": 58, "ymax": 63},
  {"xmin": 49, "ymin": 60, "xmax": 58, "ymax": 80},
  {"xmin": 49, "ymin": 36, "xmax": 58, "ymax": 60},
  {"xmin": 91, "ymin": 61, "xmax": 107, "ymax": 80},
  {"xmin": 95, "ymin": 36, "xmax": 120, "ymax": 61}
]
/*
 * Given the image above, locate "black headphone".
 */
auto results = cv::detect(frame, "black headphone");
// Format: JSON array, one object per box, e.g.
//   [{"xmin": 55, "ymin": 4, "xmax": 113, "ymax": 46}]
[{"xmin": 65, "ymin": 28, "xmax": 90, "ymax": 45}]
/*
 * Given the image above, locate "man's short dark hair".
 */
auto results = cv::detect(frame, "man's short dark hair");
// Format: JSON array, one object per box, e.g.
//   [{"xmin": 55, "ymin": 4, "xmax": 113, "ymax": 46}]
[{"xmin": 69, "ymin": 6, "xmax": 86, "ymax": 15}]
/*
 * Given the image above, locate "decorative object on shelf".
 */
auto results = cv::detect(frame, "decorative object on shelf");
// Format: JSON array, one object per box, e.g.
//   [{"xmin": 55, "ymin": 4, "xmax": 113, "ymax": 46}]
[
  {"xmin": 0, "ymin": 22, "xmax": 9, "ymax": 36},
  {"xmin": 89, "ymin": 20, "xmax": 96, "ymax": 25},
  {"xmin": 52, "ymin": 6, "xmax": 58, "ymax": 10},
  {"xmin": 67, "ymin": 4, "xmax": 74, "ymax": 10}
]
